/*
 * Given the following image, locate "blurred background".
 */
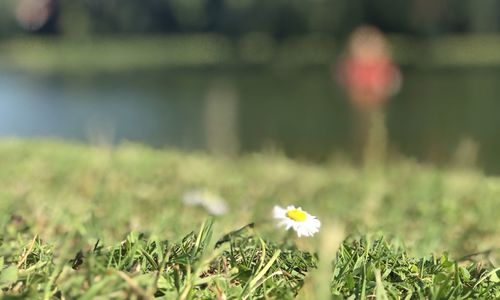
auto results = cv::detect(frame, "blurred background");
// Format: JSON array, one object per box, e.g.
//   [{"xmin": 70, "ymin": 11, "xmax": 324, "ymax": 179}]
[{"xmin": 1, "ymin": 0, "xmax": 500, "ymax": 172}]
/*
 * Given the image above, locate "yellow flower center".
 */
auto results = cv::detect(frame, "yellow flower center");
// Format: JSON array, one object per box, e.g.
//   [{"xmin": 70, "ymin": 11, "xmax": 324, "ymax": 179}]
[{"xmin": 286, "ymin": 209, "xmax": 307, "ymax": 222}]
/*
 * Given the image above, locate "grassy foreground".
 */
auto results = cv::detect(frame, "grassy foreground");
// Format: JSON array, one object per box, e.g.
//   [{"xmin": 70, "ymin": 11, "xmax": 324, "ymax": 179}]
[{"xmin": 0, "ymin": 140, "xmax": 498, "ymax": 299}]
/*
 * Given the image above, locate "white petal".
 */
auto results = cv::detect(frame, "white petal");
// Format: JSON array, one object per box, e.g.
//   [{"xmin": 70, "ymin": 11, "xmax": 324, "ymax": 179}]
[
  {"xmin": 306, "ymin": 221, "xmax": 320, "ymax": 232},
  {"xmin": 310, "ymin": 218, "xmax": 321, "ymax": 228},
  {"xmin": 273, "ymin": 206, "xmax": 287, "ymax": 219},
  {"xmin": 302, "ymin": 230, "xmax": 312, "ymax": 237},
  {"xmin": 297, "ymin": 227, "xmax": 311, "ymax": 237}
]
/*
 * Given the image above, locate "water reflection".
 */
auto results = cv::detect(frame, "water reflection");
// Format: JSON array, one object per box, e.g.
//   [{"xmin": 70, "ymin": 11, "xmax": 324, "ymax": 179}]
[
  {"xmin": 204, "ymin": 78, "xmax": 239, "ymax": 156},
  {"xmin": 0, "ymin": 71, "xmax": 197, "ymax": 148},
  {"xmin": 1, "ymin": 67, "xmax": 500, "ymax": 173}
]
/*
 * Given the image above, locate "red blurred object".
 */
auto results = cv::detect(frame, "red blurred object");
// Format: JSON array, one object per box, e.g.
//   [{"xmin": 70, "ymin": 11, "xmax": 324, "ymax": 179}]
[{"xmin": 337, "ymin": 26, "xmax": 401, "ymax": 111}]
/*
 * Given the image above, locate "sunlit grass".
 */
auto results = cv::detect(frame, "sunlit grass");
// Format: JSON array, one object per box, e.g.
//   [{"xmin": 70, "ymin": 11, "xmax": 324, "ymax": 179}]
[{"xmin": 0, "ymin": 139, "xmax": 498, "ymax": 298}]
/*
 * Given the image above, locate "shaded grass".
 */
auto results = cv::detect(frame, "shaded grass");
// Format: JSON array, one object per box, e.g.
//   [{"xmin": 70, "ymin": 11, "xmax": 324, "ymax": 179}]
[{"xmin": 0, "ymin": 139, "xmax": 498, "ymax": 298}]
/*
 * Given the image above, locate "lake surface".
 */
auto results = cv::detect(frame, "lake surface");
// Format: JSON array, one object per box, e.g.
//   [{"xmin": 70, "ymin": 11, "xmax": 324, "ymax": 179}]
[{"xmin": 1, "ymin": 66, "xmax": 499, "ymax": 173}]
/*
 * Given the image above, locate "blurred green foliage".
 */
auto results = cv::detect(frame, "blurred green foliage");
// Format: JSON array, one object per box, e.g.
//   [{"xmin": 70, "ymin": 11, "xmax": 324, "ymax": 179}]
[{"xmin": 1, "ymin": 0, "xmax": 500, "ymax": 39}]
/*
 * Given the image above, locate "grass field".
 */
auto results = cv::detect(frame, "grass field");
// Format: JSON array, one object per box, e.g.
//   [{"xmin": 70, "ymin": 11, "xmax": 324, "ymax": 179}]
[
  {"xmin": 0, "ymin": 140, "xmax": 498, "ymax": 299},
  {"xmin": 4, "ymin": 35, "xmax": 500, "ymax": 74}
]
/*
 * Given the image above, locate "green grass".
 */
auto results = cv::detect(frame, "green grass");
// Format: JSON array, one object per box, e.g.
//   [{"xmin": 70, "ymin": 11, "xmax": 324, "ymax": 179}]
[
  {"xmin": 4, "ymin": 34, "xmax": 500, "ymax": 74},
  {"xmin": 332, "ymin": 236, "xmax": 499, "ymax": 299},
  {"xmin": 0, "ymin": 139, "xmax": 498, "ymax": 299}
]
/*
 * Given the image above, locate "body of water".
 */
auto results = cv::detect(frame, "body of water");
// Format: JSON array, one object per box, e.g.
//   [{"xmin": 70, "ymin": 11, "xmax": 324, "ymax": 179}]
[{"xmin": 1, "ymin": 66, "xmax": 499, "ymax": 172}]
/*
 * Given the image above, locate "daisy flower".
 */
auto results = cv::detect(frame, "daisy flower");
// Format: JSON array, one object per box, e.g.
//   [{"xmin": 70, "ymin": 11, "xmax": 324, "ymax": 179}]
[
  {"xmin": 182, "ymin": 189, "xmax": 228, "ymax": 216},
  {"xmin": 273, "ymin": 205, "xmax": 321, "ymax": 237}
]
